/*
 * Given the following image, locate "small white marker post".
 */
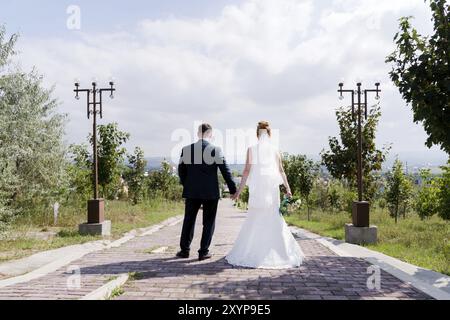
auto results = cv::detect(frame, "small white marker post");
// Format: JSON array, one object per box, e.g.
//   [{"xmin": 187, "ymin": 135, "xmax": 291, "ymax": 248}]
[{"xmin": 53, "ymin": 202, "xmax": 60, "ymax": 225}]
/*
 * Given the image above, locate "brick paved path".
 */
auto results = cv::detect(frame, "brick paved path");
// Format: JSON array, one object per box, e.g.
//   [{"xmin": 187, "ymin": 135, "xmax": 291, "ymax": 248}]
[{"xmin": 0, "ymin": 200, "xmax": 431, "ymax": 300}]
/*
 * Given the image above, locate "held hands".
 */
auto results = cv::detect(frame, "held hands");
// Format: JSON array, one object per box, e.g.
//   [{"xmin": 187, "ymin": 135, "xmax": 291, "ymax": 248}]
[
  {"xmin": 231, "ymin": 191, "xmax": 241, "ymax": 201},
  {"xmin": 285, "ymin": 190, "xmax": 293, "ymax": 199}
]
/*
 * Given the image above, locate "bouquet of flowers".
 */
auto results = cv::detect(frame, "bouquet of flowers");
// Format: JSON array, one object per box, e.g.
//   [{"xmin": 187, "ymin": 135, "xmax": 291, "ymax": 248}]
[{"xmin": 279, "ymin": 195, "xmax": 301, "ymax": 216}]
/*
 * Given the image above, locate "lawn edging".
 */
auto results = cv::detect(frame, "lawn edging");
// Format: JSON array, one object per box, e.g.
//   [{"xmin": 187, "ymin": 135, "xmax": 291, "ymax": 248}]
[{"xmin": 81, "ymin": 273, "xmax": 129, "ymax": 300}]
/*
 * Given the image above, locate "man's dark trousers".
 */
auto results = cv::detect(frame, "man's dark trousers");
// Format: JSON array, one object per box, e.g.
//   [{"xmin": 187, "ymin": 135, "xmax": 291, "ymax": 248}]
[{"xmin": 180, "ymin": 198, "xmax": 218, "ymax": 255}]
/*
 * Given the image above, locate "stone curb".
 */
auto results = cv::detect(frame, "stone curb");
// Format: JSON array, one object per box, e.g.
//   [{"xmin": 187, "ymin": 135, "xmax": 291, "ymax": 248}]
[{"xmin": 81, "ymin": 273, "xmax": 129, "ymax": 300}]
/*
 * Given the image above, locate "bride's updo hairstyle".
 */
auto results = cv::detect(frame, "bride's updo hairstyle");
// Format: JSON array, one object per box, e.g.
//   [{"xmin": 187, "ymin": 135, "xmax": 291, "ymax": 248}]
[{"xmin": 257, "ymin": 121, "xmax": 271, "ymax": 138}]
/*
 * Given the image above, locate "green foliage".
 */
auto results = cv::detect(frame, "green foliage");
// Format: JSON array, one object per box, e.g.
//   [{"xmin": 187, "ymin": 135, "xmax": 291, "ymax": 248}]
[
  {"xmin": 68, "ymin": 123, "xmax": 129, "ymax": 201},
  {"xmin": 239, "ymin": 186, "xmax": 249, "ymax": 205},
  {"xmin": 437, "ymin": 162, "xmax": 450, "ymax": 220},
  {"xmin": 311, "ymin": 179, "xmax": 330, "ymax": 212},
  {"xmin": 0, "ymin": 197, "xmax": 15, "ymax": 233},
  {"xmin": 108, "ymin": 286, "xmax": 125, "ymax": 299},
  {"xmin": 378, "ymin": 198, "xmax": 387, "ymax": 211},
  {"xmin": 324, "ymin": 179, "xmax": 357, "ymax": 214},
  {"xmin": 147, "ymin": 160, "xmax": 182, "ymax": 201},
  {"xmin": 327, "ymin": 180, "xmax": 341, "ymax": 211},
  {"xmin": 0, "ymin": 25, "xmax": 17, "ymax": 68},
  {"xmin": 0, "ymin": 26, "xmax": 68, "ymax": 231},
  {"xmin": 385, "ymin": 160, "xmax": 414, "ymax": 223},
  {"xmin": 67, "ymin": 144, "xmax": 92, "ymax": 203},
  {"xmin": 91, "ymin": 123, "xmax": 130, "ymax": 199},
  {"xmin": 69, "ymin": 133, "xmax": 182, "ymax": 204},
  {"xmin": 415, "ymin": 169, "xmax": 440, "ymax": 220},
  {"xmin": 124, "ymin": 147, "xmax": 147, "ymax": 205},
  {"xmin": 279, "ymin": 196, "xmax": 301, "ymax": 216},
  {"xmin": 282, "ymin": 154, "xmax": 319, "ymax": 220},
  {"xmin": 386, "ymin": 0, "xmax": 450, "ymax": 154},
  {"xmin": 0, "ymin": 150, "xmax": 17, "ymax": 231},
  {"xmin": 321, "ymin": 104, "xmax": 389, "ymax": 201}
]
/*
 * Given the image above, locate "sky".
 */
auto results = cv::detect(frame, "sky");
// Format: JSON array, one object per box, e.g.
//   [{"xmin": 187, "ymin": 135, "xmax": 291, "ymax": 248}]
[{"xmin": 1, "ymin": 0, "xmax": 447, "ymax": 166}]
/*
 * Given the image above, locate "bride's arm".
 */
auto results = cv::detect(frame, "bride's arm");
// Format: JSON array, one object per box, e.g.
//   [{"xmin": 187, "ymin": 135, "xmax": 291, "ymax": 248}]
[
  {"xmin": 232, "ymin": 148, "xmax": 252, "ymax": 200},
  {"xmin": 278, "ymin": 152, "xmax": 292, "ymax": 198}
]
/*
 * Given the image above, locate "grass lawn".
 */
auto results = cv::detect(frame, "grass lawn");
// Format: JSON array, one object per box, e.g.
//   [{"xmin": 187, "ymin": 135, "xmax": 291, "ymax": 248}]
[
  {"xmin": 0, "ymin": 199, "xmax": 184, "ymax": 263},
  {"xmin": 285, "ymin": 208, "xmax": 450, "ymax": 276}
]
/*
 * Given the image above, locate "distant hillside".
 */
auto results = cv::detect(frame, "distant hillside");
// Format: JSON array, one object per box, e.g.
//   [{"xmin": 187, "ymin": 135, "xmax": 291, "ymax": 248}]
[
  {"xmin": 146, "ymin": 153, "xmax": 447, "ymax": 175},
  {"xmin": 145, "ymin": 157, "xmax": 245, "ymax": 173},
  {"xmin": 145, "ymin": 157, "xmax": 175, "ymax": 171}
]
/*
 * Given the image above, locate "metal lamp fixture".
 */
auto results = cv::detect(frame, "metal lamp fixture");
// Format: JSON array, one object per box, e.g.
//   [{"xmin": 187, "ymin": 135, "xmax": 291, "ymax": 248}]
[
  {"xmin": 337, "ymin": 80, "xmax": 381, "ymax": 227},
  {"xmin": 73, "ymin": 79, "xmax": 116, "ymax": 226}
]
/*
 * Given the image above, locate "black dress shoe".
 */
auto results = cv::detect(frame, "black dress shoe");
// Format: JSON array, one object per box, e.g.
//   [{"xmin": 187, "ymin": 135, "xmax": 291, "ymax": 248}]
[
  {"xmin": 176, "ymin": 251, "xmax": 190, "ymax": 259},
  {"xmin": 198, "ymin": 253, "xmax": 212, "ymax": 261}
]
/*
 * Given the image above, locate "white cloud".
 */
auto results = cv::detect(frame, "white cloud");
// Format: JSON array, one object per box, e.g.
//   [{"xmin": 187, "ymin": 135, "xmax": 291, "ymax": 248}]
[{"xmin": 15, "ymin": 0, "xmax": 447, "ymax": 164}]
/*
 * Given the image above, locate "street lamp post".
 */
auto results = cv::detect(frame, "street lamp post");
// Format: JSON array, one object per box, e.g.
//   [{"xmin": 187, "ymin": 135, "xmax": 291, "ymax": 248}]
[
  {"xmin": 338, "ymin": 81, "xmax": 380, "ymax": 244},
  {"xmin": 74, "ymin": 80, "xmax": 115, "ymax": 236}
]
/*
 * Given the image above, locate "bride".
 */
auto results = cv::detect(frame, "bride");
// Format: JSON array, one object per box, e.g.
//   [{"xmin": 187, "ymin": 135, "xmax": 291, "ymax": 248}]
[{"xmin": 227, "ymin": 121, "xmax": 304, "ymax": 269}]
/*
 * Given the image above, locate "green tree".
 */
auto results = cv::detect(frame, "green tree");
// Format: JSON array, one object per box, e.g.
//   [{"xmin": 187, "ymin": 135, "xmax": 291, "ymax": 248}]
[
  {"xmin": 415, "ymin": 169, "xmax": 440, "ymax": 220},
  {"xmin": 0, "ymin": 26, "xmax": 68, "ymax": 226},
  {"xmin": 0, "ymin": 25, "xmax": 17, "ymax": 68},
  {"xmin": 93, "ymin": 123, "xmax": 130, "ymax": 199},
  {"xmin": 437, "ymin": 162, "xmax": 450, "ymax": 220},
  {"xmin": 282, "ymin": 154, "xmax": 319, "ymax": 221},
  {"xmin": 327, "ymin": 182, "xmax": 341, "ymax": 212},
  {"xmin": 385, "ymin": 160, "xmax": 413, "ymax": 223},
  {"xmin": 386, "ymin": 0, "xmax": 450, "ymax": 154},
  {"xmin": 125, "ymin": 147, "xmax": 147, "ymax": 205},
  {"xmin": 67, "ymin": 144, "xmax": 92, "ymax": 203},
  {"xmin": 321, "ymin": 104, "xmax": 389, "ymax": 202},
  {"xmin": 0, "ymin": 158, "xmax": 16, "ymax": 231},
  {"xmin": 1, "ymin": 27, "xmax": 22, "ymax": 230},
  {"xmin": 147, "ymin": 160, "xmax": 182, "ymax": 201},
  {"xmin": 313, "ymin": 179, "xmax": 330, "ymax": 212}
]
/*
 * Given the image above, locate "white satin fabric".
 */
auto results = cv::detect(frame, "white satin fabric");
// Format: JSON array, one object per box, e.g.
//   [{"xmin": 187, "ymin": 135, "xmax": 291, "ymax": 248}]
[{"xmin": 226, "ymin": 132, "xmax": 304, "ymax": 269}]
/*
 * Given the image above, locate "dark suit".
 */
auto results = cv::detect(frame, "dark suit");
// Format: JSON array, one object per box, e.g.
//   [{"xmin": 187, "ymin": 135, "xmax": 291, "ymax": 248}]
[{"xmin": 178, "ymin": 139, "xmax": 237, "ymax": 255}]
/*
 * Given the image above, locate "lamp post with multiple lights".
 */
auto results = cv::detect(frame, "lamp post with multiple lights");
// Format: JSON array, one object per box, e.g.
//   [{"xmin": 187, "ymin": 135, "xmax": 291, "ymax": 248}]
[
  {"xmin": 74, "ymin": 79, "xmax": 115, "ymax": 235},
  {"xmin": 338, "ymin": 80, "xmax": 380, "ymax": 244}
]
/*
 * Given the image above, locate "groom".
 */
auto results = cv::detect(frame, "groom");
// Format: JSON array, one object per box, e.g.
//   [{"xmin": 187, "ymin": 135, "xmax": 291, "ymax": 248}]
[{"xmin": 177, "ymin": 123, "xmax": 237, "ymax": 261}]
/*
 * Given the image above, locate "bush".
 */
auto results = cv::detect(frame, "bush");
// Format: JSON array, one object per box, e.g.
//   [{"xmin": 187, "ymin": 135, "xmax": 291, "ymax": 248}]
[
  {"xmin": 0, "ymin": 29, "xmax": 68, "ymax": 224},
  {"xmin": 385, "ymin": 160, "xmax": 413, "ymax": 223},
  {"xmin": 378, "ymin": 198, "xmax": 387, "ymax": 210},
  {"xmin": 146, "ymin": 161, "xmax": 182, "ymax": 201},
  {"xmin": 312, "ymin": 179, "xmax": 330, "ymax": 212},
  {"xmin": 341, "ymin": 188, "xmax": 358, "ymax": 214},
  {"xmin": 327, "ymin": 180, "xmax": 356, "ymax": 213},
  {"xmin": 239, "ymin": 186, "xmax": 249, "ymax": 205},
  {"xmin": 438, "ymin": 161, "xmax": 450, "ymax": 220},
  {"xmin": 415, "ymin": 170, "xmax": 440, "ymax": 220},
  {"xmin": 0, "ymin": 202, "xmax": 16, "ymax": 233}
]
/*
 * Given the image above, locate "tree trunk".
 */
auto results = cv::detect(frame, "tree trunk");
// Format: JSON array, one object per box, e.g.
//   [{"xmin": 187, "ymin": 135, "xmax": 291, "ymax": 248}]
[
  {"xmin": 307, "ymin": 196, "xmax": 310, "ymax": 221},
  {"xmin": 395, "ymin": 202, "xmax": 398, "ymax": 224}
]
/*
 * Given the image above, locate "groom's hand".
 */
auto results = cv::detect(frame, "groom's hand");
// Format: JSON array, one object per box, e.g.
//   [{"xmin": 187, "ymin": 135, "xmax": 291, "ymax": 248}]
[{"xmin": 231, "ymin": 193, "xmax": 239, "ymax": 201}]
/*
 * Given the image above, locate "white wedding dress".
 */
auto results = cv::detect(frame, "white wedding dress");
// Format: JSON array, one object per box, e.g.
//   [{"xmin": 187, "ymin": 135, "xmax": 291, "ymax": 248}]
[{"xmin": 226, "ymin": 133, "xmax": 304, "ymax": 269}]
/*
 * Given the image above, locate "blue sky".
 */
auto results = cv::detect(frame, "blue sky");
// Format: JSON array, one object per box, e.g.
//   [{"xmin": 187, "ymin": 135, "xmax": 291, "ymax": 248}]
[
  {"xmin": 1, "ymin": 0, "xmax": 447, "ymax": 166},
  {"xmin": 1, "ymin": 0, "xmax": 243, "ymax": 36}
]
